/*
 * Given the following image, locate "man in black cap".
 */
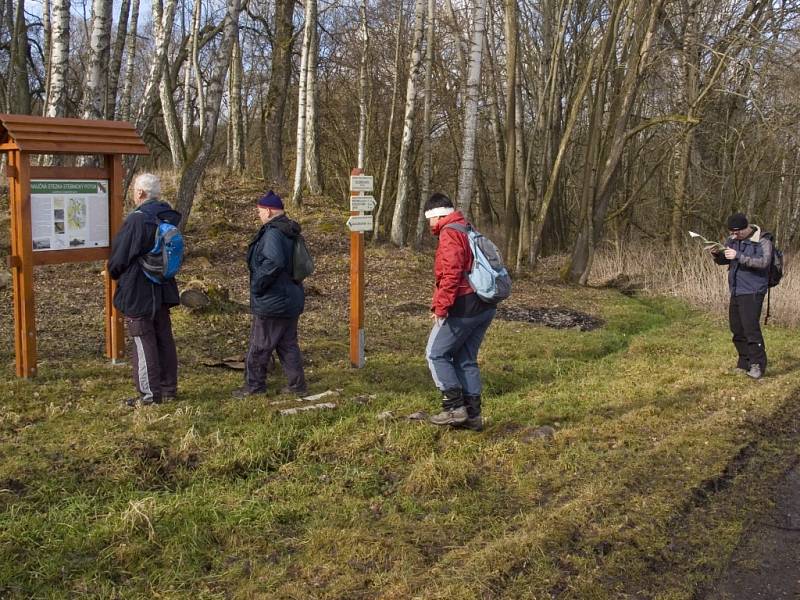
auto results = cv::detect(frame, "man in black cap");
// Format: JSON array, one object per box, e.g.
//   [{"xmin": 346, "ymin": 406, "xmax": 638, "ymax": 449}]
[
  {"xmin": 233, "ymin": 190, "xmax": 307, "ymax": 398},
  {"xmin": 711, "ymin": 212, "xmax": 773, "ymax": 379},
  {"xmin": 108, "ymin": 173, "xmax": 181, "ymax": 406}
]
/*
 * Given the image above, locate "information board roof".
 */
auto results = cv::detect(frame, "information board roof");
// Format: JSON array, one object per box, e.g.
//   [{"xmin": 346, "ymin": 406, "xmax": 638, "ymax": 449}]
[{"xmin": 0, "ymin": 114, "xmax": 150, "ymax": 155}]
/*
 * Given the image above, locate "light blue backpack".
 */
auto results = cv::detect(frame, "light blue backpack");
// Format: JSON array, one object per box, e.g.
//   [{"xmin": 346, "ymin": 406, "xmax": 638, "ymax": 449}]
[{"xmin": 445, "ymin": 223, "xmax": 512, "ymax": 304}]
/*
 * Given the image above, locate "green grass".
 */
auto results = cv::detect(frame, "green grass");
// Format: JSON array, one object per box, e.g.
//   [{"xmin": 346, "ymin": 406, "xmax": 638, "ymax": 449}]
[
  {"xmin": 2, "ymin": 186, "xmax": 800, "ymax": 598},
  {"xmin": 2, "ymin": 283, "xmax": 800, "ymax": 599}
]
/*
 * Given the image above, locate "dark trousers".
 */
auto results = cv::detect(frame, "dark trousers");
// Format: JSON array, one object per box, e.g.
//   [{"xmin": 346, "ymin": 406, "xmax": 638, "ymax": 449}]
[
  {"xmin": 126, "ymin": 305, "xmax": 178, "ymax": 402},
  {"xmin": 729, "ymin": 293, "xmax": 767, "ymax": 371},
  {"xmin": 245, "ymin": 315, "xmax": 305, "ymax": 393}
]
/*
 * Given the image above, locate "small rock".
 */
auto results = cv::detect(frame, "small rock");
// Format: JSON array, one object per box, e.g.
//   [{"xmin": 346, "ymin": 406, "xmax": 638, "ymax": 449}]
[
  {"xmin": 180, "ymin": 288, "xmax": 210, "ymax": 309},
  {"xmin": 0, "ymin": 269, "xmax": 10, "ymax": 290},
  {"xmin": 406, "ymin": 411, "xmax": 429, "ymax": 421}
]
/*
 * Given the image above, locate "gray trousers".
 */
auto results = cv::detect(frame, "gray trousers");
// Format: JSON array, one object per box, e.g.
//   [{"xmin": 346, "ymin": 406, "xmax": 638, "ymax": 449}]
[
  {"xmin": 126, "ymin": 305, "xmax": 178, "ymax": 402},
  {"xmin": 245, "ymin": 315, "xmax": 306, "ymax": 393}
]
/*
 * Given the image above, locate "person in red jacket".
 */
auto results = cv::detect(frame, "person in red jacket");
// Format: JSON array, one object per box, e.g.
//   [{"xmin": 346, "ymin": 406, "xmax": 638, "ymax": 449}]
[{"xmin": 424, "ymin": 193, "xmax": 496, "ymax": 431}]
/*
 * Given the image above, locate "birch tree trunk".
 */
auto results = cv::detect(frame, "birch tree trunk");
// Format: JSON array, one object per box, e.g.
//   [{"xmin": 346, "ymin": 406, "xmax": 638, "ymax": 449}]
[
  {"xmin": 118, "ymin": 0, "xmax": 140, "ymax": 121},
  {"xmin": 262, "ymin": 0, "xmax": 295, "ymax": 185},
  {"xmin": 291, "ymin": 0, "xmax": 315, "ymax": 208},
  {"xmin": 390, "ymin": 0, "xmax": 427, "ymax": 247},
  {"xmin": 229, "ymin": 34, "xmax": 245, "ymax": 173},
  {"xmin": 356, "ymin": 0, "xmax": 369, "ymax": 170},
  {"xmin": 42, "ymin": 0, "xmax": 51, "ymax": 114},
  {"xmin": 105, "ymin": 0, "xmax": 130, "ymax": 118},
  {"xmin": 414, "ymin": 0, "xmax": 436, "ymax": 246},
  {"xmin": 374, "ymin": 0, "xmax": 404, "ymax": 240},
  {"xmin": 134, "ymin": 0, "xmax": 178, "ymax": 132},
  {"xmin": 44, "ymin": 0, "xmax": 70, "ymax": 118},
  {"xmin": 192, "ymin": 0, "xmax": 205, "ymax": 138},
  {"xmin": 455, "ymin": 0, "xmax": 488, "ymax": 214},
  {"xmin": 160, "ymin": 61, "xmax": 185, "ymax": 166},
  {"xmin": 181, "ymin": 0, "xmax": 200, "ymax": 145},
  {"xmin": 175, "ymin": 0, "xmax": 242, "ymax": 226},
  {"xmin": 304, "ymin": 0, "xmax": 323, "ymax": 195},
  {"xmin": 83, "ymin": 0, "xmax": 113, "ymax": 120}
]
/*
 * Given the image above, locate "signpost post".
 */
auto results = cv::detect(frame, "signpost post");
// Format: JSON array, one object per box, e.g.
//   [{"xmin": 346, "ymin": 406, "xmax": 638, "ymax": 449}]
[
  {"xmin": 0, "ymin": 114, "xmax": 149, "ymax": 378},
  {"xmin": 348, "ymin": 169, "xmax": 374, "ymax": 368}
]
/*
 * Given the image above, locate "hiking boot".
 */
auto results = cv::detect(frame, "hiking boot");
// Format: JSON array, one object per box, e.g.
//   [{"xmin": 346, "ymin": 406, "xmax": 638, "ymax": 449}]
[
  {"xmin": 454, "ymin": 416, "xmax": 484, "ymax": 432},
  {"xmin": 231, "ymin": 386, "xmax": 265, "ymax": 399},
  {"xmin": 429, "ymin": 406, "xmax": 468, "ymax": 426},
  {"xmin": 124, "ymin": 396, "xmax": 162, "ymax": 407},
  {"xmin": 746, "ymin": 364, "xmax": 763, "ymax": 380}
]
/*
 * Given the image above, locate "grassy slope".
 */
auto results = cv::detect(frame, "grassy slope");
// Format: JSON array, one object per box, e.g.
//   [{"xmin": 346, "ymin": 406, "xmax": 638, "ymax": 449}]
[{"xmin": 1, "ymin": 180, "xmax": 800, "ymax": 599}]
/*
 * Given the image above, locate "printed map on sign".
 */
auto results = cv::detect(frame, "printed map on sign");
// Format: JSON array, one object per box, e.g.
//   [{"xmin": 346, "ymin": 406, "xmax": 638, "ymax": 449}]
[{"xmin": 30, "ymin": 180, "xmax": 110, "ymax": 251}]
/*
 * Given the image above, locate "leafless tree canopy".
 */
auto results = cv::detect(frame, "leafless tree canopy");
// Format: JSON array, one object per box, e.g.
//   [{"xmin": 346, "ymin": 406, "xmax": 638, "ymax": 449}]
[{"xmin": 2, "ymin": 0, "xmax": 799, "ymax": 282}]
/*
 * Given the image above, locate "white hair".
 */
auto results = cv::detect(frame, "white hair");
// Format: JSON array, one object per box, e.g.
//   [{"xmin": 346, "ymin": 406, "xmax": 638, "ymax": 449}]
[{"xmin": 134, "ymin": 173, "xmax": 161, "ymax": 200}]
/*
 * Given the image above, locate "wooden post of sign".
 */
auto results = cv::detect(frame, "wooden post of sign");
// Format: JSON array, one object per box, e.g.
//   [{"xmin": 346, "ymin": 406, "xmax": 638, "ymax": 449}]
[
  {"xmin": 349, "ymin": 167, "xmax": 366, "ymax": 368},
  {"xmin": 8, "ymin": 151, "xmax": 37, "ymax": 377},
  {"xmin": 105, "ymin": 154, "xmax": 125, "ymax": 361}
]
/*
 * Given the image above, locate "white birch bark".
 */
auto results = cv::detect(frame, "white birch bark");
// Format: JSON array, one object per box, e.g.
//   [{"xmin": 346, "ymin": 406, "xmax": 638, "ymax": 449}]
[
  {"xmin": 304, "ymin": 0, "xmax": 322, "ymax": 194},
  {"xmin": 135, "ymin": 0, "xmax": 178, "ymax": 132},
  {"xmin": 175, "ymin": 0, "xmax": 242, "ymax": 225},
  {"xmin": 182, "ymin": 0, "xmax": 200, "ymax": 144},
  {"xmin": 191, "ymin": 0, "xmax": 205, "ymax": 137},
  {"xmin": 83, "ymin": 0, "xmax": 113, "ymax": 120},
  {"xmin": 42, "ymin": 0, "xmax": 51, "ymax": 115},
  {"xmin": 414, "ymin": 0, "xmax": 436, "ymax": 245},
  {"xmin": 357, "ymin": 0, "xmax": 369, "ymax": 170},
  {"xmin": 291, "ymin": 0, "xmax": 314, "ymax": 207},
  {"xmin": 230, "ymin": 33, "xmax": 245, "ymax": 172},
  {"xmin": 160, "ymin": 63, "xmax": 185, "ymax": 166},
  {"xmin": 456, "ymin": 0, "xmax": 488, "ymax": 214},
  {"xmin": 118, "ymin": 0, "xmax": 140, "ymax": 121},
  {"xmin": 44, "ymin": 0, "xmax": 70, "ymax": 118},
  {"xmin": 390, "ymin": 0, "xmax": 427, "ymax": 247}
]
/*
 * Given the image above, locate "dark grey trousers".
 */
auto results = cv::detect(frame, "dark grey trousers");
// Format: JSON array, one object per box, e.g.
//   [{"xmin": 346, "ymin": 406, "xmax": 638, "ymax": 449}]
[
  {"xmin": 245, "ymin": 315, "xmax": 306, "ymax": 393},
  {"xmin": 126, "ymin": 305, "xmax": 178, "ymax": 402},
  {"xmin": 729, "ymin": 293, "xmax": 767, "ymax": 371}
]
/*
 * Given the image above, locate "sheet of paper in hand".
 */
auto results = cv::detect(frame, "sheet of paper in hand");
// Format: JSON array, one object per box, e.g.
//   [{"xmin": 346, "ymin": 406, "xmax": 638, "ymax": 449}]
[{"xmin": 688, "ymin": 231, "xmax": 726, "ymax": 252}]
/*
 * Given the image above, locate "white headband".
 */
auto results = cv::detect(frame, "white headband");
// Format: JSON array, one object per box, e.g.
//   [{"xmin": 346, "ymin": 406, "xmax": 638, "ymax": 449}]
[{"xmin": 425, "ymin": 207, "xmax": 454, "ymax": 219}]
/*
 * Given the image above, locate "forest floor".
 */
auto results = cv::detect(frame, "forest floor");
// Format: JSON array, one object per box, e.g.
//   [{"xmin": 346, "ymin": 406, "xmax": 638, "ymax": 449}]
[{"xmin": 1, "ymin": 176, "xmax": 800, "ymax": 598}]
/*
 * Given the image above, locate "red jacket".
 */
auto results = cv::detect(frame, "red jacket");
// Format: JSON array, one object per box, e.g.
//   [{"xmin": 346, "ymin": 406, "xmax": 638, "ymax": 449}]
[{"xmin": 431, "ymin": 211, "xmax": 474, "ymax": 317}]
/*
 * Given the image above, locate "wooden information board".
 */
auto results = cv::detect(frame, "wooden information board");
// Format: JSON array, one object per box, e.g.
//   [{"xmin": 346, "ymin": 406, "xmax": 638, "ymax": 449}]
[{"xmin": 0, "ymin": 114, "xmax": 149, "ymax": 378}]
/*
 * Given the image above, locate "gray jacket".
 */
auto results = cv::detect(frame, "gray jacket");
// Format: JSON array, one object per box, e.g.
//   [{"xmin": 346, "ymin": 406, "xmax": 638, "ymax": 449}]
[{"xmin": 714, "ymin": 225, "xmax": 773, "ymax": 296}]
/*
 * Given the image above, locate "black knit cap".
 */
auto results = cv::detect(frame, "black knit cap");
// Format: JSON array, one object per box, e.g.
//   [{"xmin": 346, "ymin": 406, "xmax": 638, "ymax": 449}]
[{"xmin": 727, "ymin": 213, "xmax": 748, "ymax": 231}]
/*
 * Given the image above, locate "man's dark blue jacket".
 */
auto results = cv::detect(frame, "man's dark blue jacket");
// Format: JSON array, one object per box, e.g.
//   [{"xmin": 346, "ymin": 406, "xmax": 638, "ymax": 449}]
[
  {"xmin": 247, "ymin": 214, "xmax": 305, "ymax": 318},
  {"xmin": 108, "ymin": 199, "xmax": 181, "ymax": 317},
  {"xmin": 714, "ymin": 225, "xmax": 773, "ymax": 296}
]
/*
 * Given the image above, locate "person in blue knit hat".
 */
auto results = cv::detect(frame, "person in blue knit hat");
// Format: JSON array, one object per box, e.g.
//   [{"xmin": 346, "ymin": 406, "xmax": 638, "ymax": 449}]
[{"xmin": 233, "ymin": 190, "xmax": 308, "ymax": 398}]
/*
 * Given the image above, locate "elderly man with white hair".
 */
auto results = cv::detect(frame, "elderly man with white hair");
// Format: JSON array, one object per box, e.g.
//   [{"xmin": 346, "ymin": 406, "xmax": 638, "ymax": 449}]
[{"xmin": 108, "ymin": 173, "xmax": 182, "ymax": 407}]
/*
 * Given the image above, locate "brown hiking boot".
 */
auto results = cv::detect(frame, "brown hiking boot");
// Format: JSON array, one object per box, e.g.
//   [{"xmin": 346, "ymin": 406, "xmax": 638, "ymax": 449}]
[{"xmin": 429, "ymin": 406, "xmax": 468, "ymax": 426}]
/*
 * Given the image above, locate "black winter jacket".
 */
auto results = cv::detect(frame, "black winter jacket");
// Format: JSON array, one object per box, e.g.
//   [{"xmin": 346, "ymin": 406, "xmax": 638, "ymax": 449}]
[
  {"xmin": 247, "ymin": 214, "xmax": 305, "ymax": 318},
  {"xmin": 714, "ymin": 225, "xmax": 773, "ymax": 296},
  {"xmin": 108, "ymin": 199, "xmax": 182, "ymax": 317}
]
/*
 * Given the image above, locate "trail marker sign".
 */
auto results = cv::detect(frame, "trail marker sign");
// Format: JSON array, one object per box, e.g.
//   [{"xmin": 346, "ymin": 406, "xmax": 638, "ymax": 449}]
[
  {"xmin": 350, "ymin": 195, "xmax": 376, "ymax": 212},
  {"xmin": 350, "ymin": 176, "xmax": 373, "ymax": 192},
  {"xmin": 347, "ymin": 215, "xmax": 373, "ymax": 232}
]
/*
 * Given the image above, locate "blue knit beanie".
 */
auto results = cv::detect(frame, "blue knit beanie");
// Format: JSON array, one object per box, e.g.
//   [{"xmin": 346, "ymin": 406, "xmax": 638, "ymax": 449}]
[{"xmin": 257, "ymin": 190, "xmax": 284, "ymax": 209}]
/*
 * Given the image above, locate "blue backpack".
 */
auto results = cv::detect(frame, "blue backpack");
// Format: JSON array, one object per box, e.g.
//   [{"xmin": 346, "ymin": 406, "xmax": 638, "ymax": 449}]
[
  {"xmin": 445, "ymin": 223, "xmax": 512, "ymax": 304},
  {"xmin": 139, "ymin": 217, "xmax": 184, "ymax": 284}
]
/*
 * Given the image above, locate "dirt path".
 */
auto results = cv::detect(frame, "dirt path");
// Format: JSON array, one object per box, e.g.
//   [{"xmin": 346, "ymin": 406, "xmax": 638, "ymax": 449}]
[{"xmin": 708, "ymin": 460, "xmax": 800, "ymax": 600}]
